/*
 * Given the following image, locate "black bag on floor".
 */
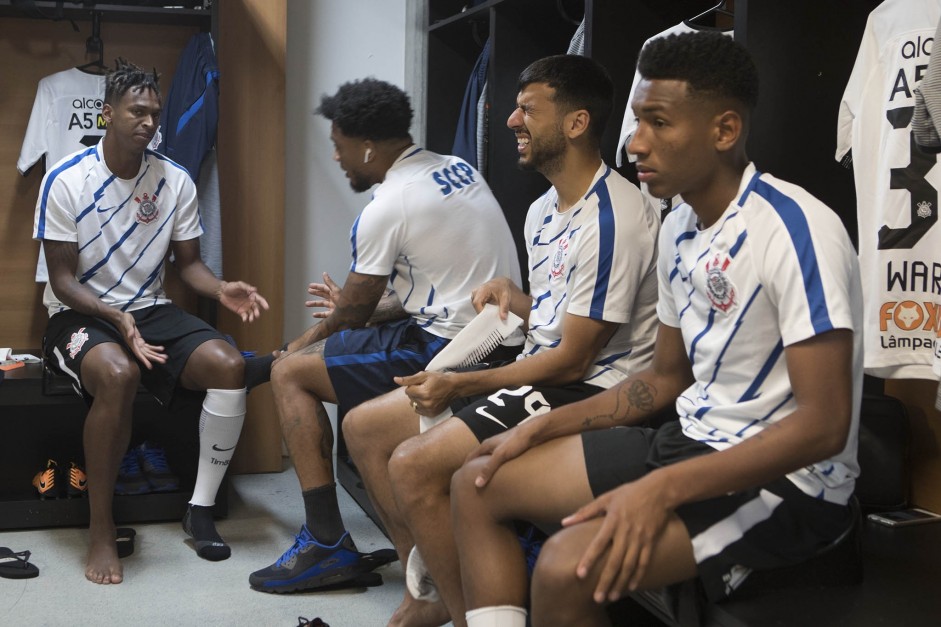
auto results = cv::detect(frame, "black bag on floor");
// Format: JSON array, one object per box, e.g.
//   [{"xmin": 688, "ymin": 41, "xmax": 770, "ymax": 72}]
[{"xmin": 855, "ymin": 392, "xmax": 911, "ymax": 512}]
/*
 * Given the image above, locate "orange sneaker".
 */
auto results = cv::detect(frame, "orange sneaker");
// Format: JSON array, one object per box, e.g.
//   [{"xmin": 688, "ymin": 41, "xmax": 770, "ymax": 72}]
[
  {"xmin": 32, "ymin": 459, "xmax": 59, "ymax": 499},
  {"xmin": 67, "ymin": 461, "xmax": 88, "ymax": 497}
]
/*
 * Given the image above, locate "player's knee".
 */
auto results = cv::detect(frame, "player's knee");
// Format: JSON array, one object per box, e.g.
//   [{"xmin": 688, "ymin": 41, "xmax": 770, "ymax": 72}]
[
  {"xmin": 269, "ymin": 356, "xmax": 294, "ymax": 391},
  {"xmin": 532, "ymin": 531, "xmax": 580, "ymax": 595},
  {"xmin": 93, "ymin": 357, "xmax": 140, "ymax": 393},
  {"xmin": 342, "ymin": 405, "xmax": 368, "ymax": 454},
  {"xmin": 215, "ymin": 350, "xmax": 245, "ymax": 385},
  {"xmin": 388, "ymin": 438, "xmax": 435, "ymax": 506},
  {"xmin": 220, "ymin": 349, "xmax": 245, "ymax": 374},
  {"xmin": 449, "ymin": 458, "xmax": 487, "ymax": 521}
]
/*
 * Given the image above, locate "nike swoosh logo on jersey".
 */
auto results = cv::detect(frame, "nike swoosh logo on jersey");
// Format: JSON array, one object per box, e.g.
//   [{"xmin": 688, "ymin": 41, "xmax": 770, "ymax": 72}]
[{"xmin": 211, "ymin": 444, "xmax": 236, "ymax": 452}]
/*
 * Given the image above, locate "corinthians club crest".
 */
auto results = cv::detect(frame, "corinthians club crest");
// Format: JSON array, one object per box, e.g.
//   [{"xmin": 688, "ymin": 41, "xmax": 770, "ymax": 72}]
[
  {"xmin": 704, "ymin": 253, "xmax": 736, "ymax": 313},
  {"xmin": 134, "ymin": 192, "xmax": 159, "ymax": 224}
]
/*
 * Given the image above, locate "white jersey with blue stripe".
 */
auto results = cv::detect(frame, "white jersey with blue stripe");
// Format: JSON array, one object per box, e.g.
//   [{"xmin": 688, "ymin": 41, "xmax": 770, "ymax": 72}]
[
  {"xmin": 33, "ymin": 140, "xmax": 203, "ymax": 316},
  {"xmin": 522, "ymin": 164, "xmax": 660, "ymax": 389},
  {"xmin": 658, "ymin": 163, "xmax": 864, "ymax": 504},
  {"xmin": 350, "ymin": 146, "xmax": 521, "ymax": 340}
]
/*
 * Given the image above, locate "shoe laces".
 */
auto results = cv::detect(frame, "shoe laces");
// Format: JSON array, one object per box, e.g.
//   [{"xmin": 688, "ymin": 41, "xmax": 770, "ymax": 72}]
[
  {"xmin": 138, "ymin": 443, "xmax": 171, "ymax": 472},
  {"xmin": 42, "ymin": 459, "xmax": 57, "ymax": 478},
  {"xmin": 276, "ymin": 531, "xmax": 314, "ymax": 568},
  {"xmin": 119, "ymin": 450, "xmax": 142, "ymax": 476}
]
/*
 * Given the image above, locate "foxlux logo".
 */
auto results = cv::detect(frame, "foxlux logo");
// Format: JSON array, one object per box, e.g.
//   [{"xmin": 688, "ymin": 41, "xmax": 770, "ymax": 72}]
[{"xmin": 878, "ymin": 300, "xmax": 939, "ymax": 352}]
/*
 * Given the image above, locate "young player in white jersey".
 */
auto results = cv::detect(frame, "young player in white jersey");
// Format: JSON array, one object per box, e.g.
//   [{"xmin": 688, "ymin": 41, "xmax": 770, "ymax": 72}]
[
  {"xmin": 33, "ymin": 59, "xmax": 268, "ymax": 585},
  {"xmin": 340, "ymin": 55, "xmax": 660, "ymax": 627},
  {"xmin": 836, "ymin": 0, "xmax": 941, "ymax": 379},
  {"xmin": 248, "ymin": 79, "xmax": 521, "ymax": 594},
  {"xmin": 450, "ymin": 32, "xmax": 864, "ymax": 627}
]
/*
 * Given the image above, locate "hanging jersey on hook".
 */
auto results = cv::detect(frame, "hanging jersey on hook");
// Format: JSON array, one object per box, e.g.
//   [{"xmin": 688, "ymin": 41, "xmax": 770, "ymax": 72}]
[{"xmin": 18, "ymin": 68, "xmax": 106, "ymax": 283}]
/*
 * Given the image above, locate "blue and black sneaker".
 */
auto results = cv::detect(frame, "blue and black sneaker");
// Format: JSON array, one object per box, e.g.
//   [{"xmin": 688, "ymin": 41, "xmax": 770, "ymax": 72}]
[
  {"xmin": 249, "ymin": 526, "xmax": 373, "ymax": 593},
  {"xmin": 114, "ymin": 449, "xmax": 149, "ymax": 495},
  {"xmin": 137, "ymin": 441, "xmax": 179, "ymax": 492}
]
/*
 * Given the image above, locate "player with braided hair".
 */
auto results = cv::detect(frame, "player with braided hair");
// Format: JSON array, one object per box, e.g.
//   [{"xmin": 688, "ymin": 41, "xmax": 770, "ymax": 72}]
[{"xmin": 34, "ymin": 57, "xmax": 268, "ymax": 584}]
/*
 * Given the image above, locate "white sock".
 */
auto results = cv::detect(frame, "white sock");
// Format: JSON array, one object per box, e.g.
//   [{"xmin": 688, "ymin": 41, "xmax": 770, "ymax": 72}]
[
  {"xmin": 465, "ymin": 606, "xmax": 528, "ymax": 627},
  {"xmin": 190, "ymin": 388, "xmax": 246, "ymax": 506}
]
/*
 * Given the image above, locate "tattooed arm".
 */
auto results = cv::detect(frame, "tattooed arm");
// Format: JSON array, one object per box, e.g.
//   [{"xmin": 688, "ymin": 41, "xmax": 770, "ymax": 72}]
[
  {"xmin": 467, "ymin": 323, "xmax": 694, "ymax": 477},
  {"xmin": 367, "ymin": 289, "xmax": 408, "ymax": 326},
  {"xmin": 284, "ymin": 271, "xmax": 390, "ymax": 352}
]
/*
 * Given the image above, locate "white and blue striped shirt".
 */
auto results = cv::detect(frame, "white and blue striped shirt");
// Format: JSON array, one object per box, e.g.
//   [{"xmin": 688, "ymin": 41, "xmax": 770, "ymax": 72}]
[
  {"xmin": 33, "ymin": 140, "xmax": 203, "ymax": 315},
  {"xmin": 659, "ymin": 163, "xmax": 864, "ymax": 504},
  {"xmin": 522, "ymin": 164, "xmax": 660, "ymax": 389}
]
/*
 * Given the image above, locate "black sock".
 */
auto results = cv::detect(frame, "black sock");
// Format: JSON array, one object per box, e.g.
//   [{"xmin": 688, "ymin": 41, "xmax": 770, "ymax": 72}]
[
  {"xmin": 302, "ymin": 483, "xmax": 346, "ymax": 546},
  {"xmin": 244, "ymin": 354, "xmax": 275, "ymax": 392},
  {"xmin": 183, "ymin": 504, "xmax": 231, "ymax": 561}
]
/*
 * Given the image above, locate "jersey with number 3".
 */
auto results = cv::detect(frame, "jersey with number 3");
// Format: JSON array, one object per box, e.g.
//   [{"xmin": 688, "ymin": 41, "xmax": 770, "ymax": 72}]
[{"xmin": 836, "ymin": 0, "xmax": 941, "ymax": 379}]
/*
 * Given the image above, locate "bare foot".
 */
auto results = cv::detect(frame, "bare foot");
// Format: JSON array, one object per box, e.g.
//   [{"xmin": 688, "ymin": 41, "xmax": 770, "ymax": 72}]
[
  {"xmin": 86, "ymin": 531, "xmax": 123, "ymax": 584},
  {"xmin": 387, "ymin": 593, "xmax": 451, "ymax": 627}
]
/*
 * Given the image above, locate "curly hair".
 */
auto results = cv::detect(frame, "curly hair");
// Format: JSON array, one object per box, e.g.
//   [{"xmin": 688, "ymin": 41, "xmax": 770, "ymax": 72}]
[
  {"xmin": 638, "ymin": 32, "xmax": 758, "ymax": 111},
  {"xmin": 518, "ymin": 54, "xmax": 614, "ymax": 144},
  {"xmin": 316, "ymin": 78, "xmax": 413, "ymax": 141},
  {"xmin": 105, "ymin": 57, "xmax": 160, "ymax": 104}
]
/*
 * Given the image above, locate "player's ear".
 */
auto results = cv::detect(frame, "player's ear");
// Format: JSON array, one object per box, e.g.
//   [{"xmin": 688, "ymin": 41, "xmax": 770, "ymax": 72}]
[
  {"xmin": 102, "ymin": 102, "xmax": 113, "ymax": 127},
  {"xmin": 714, "ymin": 109, "xmax": 743, "ymax": 152},
  {"xmin": 563, "ymin": 109, "xmax": 590, "ymax": 140}
]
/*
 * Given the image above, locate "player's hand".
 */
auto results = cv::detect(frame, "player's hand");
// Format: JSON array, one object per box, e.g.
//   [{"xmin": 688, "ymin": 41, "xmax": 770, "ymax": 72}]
[
  {"xmin": 306, "ymin": 272, "xmax": 341, "ymax": 319},
  {"xmin": 394, "ymin": 371, "xmax": 456, "ymax": 416},
  {"xmin": 467, "ymin": 422, "xmax": 538, "ymax": 488},
  {"xmin": 218, "ymin": 280, "xmax": 270, "ymax": 323},
  {"xmin": 562, "ymin": 473, "xmax": 671, "ymax": 603},
  {"xmin": 117, "ymin": 312, "xmax": 166, "ymax": 369},
  {"xmin": 471, "ymin": 277, "xmax": 517, "ymax": 320}
]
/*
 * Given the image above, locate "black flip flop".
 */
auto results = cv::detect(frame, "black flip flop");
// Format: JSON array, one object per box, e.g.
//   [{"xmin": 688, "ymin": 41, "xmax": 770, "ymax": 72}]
[
  {"xmin": 0, "ymin": 547, "xmax": 39, "ymax": 579},
  {"xmin": 116, "ymin": 527, "xmax": 136, "ymax": 558}
]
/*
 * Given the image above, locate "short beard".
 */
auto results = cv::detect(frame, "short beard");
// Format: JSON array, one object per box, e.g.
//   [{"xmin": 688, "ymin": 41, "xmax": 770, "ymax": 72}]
[
  {"xmin": 349, "ymin": 176, "xmax": 372, "ymax": 193},
  {"xmin": 519, "ymin": 126, "xmax": 566, "ymax": 177}
]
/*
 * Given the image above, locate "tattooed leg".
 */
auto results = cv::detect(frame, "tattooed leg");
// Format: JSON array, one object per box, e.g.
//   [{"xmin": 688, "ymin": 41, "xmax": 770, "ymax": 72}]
[{"xmin": 270, "ymin": 344, "xmax": 338, "ymax": 490}]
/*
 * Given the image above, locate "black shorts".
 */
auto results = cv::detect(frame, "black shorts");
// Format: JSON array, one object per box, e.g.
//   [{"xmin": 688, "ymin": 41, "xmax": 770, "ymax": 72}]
[
  {"xmin": 455, "ymin": 381, "xmax": 604, "ymax": 442},
  {"xmin": 581, "ymin": 420, "xmax": 855, "ymax": 602},
  {"xmin": 43, "ymin": 304, "xmax": 227, "ymax": 406}
]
